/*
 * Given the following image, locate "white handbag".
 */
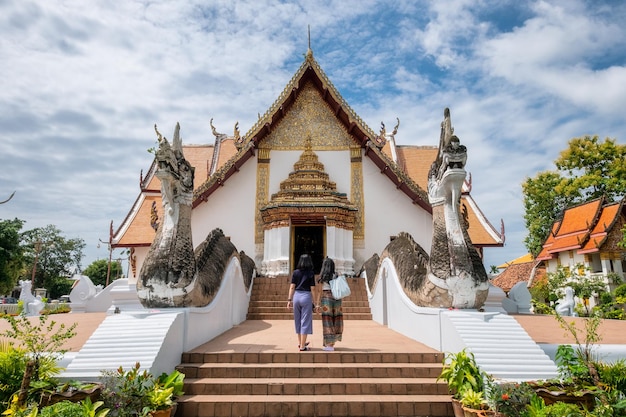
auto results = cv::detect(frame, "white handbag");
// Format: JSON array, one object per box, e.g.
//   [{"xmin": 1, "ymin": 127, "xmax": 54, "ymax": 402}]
[{"xmin": 330, "ymin": 275, "xmax": 351, "ymax": 299}]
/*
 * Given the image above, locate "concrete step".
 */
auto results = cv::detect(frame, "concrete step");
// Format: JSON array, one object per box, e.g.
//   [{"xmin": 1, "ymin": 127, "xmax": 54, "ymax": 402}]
[
  {"xmin": 444, "ymin": 311, "xmax": 558, "ymax": 382},
  {"xmin": 62, "ymin": 312, "xmax": 182, "ymax": 380}
]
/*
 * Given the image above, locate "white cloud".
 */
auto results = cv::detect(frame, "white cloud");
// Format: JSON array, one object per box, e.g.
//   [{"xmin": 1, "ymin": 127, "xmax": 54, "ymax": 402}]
[
  {"xmin": 478, "ymin": 1, "xmax": 626, "ymax": 114},
  {"xmin": 0, "ymin": 0, "xmax": 624, "ymax": 274}
]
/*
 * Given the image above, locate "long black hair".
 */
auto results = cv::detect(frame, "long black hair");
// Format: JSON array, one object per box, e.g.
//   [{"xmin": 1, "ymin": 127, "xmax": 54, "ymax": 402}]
[
  {"xmin": 296, "ymin": 254, "xmax": 314, "ymax": 272},
  {"xmin": 318, "ymin": 256, "xmax": 335, "ymax": 283}
]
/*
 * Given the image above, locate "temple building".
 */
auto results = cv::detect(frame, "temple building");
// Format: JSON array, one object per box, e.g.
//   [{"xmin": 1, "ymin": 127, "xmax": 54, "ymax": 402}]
[
  {"xmin": 536, "ymin": 196, "xmax": 626, "ymax": 294},
  {"xmin": 111, "ymin": 49, "xmax": 504, "ymax": 280}
]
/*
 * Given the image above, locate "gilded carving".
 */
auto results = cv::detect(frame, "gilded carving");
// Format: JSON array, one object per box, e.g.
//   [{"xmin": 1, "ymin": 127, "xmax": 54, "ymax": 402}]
[
  {"xmin": 260, "ymin": 145, "xmax": 357, "ymax": 233},
  {"xmin": 255, "ymin": 163, "xmax": 270, "ymax": 243},
  {"xmin": 260, "ymin": 82, "xmax": 356, "ymax": 150},
  {"xmin": 350, "ymin": 146, "xmax": 364, "ymax": 240}
]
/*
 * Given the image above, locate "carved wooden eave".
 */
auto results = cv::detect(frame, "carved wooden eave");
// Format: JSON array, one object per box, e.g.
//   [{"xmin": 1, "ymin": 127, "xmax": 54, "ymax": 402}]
[{"xmin": 192, "ymin": 48, "xmax": 430, "ymax": 210}]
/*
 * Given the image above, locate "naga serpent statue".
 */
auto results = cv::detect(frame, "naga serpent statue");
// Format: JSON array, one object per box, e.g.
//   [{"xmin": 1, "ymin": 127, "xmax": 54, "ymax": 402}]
[
  {"xmin": 137, "ymin": 123, "xmax": 254, "ymax": 308},
  {"xmin": 372, "ymin": 108, "xmax": 489, "ymax": 309}
]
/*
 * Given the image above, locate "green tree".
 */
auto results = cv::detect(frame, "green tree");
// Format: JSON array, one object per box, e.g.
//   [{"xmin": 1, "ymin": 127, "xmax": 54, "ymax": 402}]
[
  {"xmin": 0, "ymin": 218, "xmax": 25, "ymax": 295},
  {"xmin": 522, "ymin": 171, "xmax": 573, "ymax": 256},
  {"xmin": 83, "ymin": 259, "xmax": 123, "ymax": 287},
  {"xmin": 555, "ymin": 136, "xmax": 626, "ymax": 200},
  {"xmin": 522, "ymin": 136, "xmax": 626, "ymax": 256},
  {"xmin": 20, "ymin": 225, "xmax": 85, "ymax": 295}
]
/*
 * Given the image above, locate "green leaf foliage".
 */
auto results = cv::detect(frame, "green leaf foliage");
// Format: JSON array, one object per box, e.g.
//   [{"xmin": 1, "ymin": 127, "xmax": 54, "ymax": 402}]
[
  {"xmin": 82, "ymin": 260, "xmax": 123, "ymax": 288},
  {"xmin": 0, "ymin": 218, "xmax": 25, "ymax": 295},
  {"xmin": 522, "ymin": 136, "xmax": 626, "ymax": 257}
]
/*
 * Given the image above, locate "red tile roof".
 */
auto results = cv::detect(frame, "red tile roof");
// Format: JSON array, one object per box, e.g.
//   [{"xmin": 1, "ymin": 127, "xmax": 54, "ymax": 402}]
[
  {"xmin": 537, "ymin": 197, "xmax": 625, "ymax": 260},
  {"xmin": 492, "ymin": 260, "xmax": 545, "ymax": 292}
]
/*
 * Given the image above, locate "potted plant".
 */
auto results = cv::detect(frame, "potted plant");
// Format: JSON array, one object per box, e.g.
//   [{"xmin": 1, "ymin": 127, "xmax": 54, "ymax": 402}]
[
  {"xmin": 460, "ymin": 387, "xmax": 490, "ymax": 416},
  {"xmin": 38, "ymin": 380, "xmax": 103, "ymax": 407},
  {"xmin": 143, "ymin": 385, "xmax": 174, "ymax": 417},
  {"xmin": 147, "ymin": 370, "xmax": 184, "ymax": 417},
  {"xmin": 438, "ymin": 349, "xmax": 487, "ymax": 417},
  {"xmin": 99, "ymin": 364, "xmax": 184, "ymax": 417}
]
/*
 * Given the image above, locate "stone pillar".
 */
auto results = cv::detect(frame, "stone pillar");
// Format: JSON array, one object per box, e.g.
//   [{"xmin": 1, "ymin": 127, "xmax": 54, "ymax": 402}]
[
  {"xmin": 262, "ymin": 226, "xmax": 290, "ymax": 277},
  {"xmin": 325, "ymin": 226, "xmax": 355, "ymax": 276}
]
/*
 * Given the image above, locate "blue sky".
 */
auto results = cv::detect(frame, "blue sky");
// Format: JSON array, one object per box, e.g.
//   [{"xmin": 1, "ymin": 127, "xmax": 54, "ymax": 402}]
[{"xmin": 1, "ymin": 0, "xmax": 625, "ymax": 274}]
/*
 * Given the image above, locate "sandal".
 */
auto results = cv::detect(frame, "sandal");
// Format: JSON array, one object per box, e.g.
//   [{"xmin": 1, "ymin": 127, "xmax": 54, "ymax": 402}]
[{"xmin": 299, "ymin": 346, "xmax": 310, "ymax": 351}]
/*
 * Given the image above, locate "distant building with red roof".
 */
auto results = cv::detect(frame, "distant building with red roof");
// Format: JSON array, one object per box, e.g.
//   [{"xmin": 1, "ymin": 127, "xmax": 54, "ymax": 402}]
[
  {"xmin": 536, "ymin": 196, "xmax": 626, "ymax": 294},
  {"xmin": 492, "ymin": 258, "xmax": 545, "ymax": 293}
]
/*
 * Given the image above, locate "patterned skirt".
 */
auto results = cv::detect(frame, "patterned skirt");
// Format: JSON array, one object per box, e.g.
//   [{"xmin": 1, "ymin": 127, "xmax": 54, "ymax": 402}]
[{"xmin": 320, "ymin": 289, "xmax": 343, "ymax": 346}]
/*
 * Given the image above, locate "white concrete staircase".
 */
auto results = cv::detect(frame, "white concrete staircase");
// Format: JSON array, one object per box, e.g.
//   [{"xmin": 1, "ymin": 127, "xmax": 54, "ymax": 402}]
[
  {"xmin": 61, "ymin": 311, "xmax": 185, "ymax": 381},
  {"xmin": 443, "ymin": 311, "xmax": 558, "ymax": 382}
]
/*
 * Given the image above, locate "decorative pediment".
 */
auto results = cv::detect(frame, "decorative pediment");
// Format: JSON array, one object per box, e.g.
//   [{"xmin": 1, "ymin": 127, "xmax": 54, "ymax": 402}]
[
  {"xmin": 260, "ymin": 81, "xmax": 357, "ymax": 150},
  {"xmin": 260, "ymin": 140, "xmax": 356, "ymax": 229}
]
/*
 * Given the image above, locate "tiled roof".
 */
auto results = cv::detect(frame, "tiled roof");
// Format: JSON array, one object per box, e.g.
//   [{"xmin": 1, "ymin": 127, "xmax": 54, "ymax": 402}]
[
  {"xmin": 557, "ymin": 198, "xmax": 602, "ymax": 235},
  {"xmin": 536, "ymin": 221, "xmax": 560, "ymax": 261},
  {"xmin": 184, "ymin": 145, "xmax": 214, "ymax": 189},
  {"xmin": 492, "ymin": 260, "xmax": 545, "ymax": 292},
  {"xmin": 580, "ymin": 202, "xmax": 621, "ymax": 253},
  {"xmin": 497, "ymin": 253, "xmax": 534, "ymax": 269},
  {"xmin": 395, "ymin": 146, "xmax": 438, "ymax": 191},
  {"xmin": 537, "ymin": 197, "xmax": 625, "ymax": 260},
  {"xmin": 114, "ymin": 194, "xmax": 159, "ymax": 246}
]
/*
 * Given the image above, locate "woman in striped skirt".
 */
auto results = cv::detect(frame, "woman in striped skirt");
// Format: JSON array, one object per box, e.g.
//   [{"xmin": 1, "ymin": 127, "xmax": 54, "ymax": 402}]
[{"xmin": 317, "ymin": 257, "xmax": 343, "ymax": 351}]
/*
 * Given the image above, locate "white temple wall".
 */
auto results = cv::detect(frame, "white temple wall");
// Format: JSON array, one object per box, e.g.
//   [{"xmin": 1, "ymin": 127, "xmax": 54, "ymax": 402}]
[
  {"xmin": 358, "ymin": 156, "xmax": 433, "ymax": 268},
  {"xmin": 191, "ymin": 157, "xmax": 258, "ymax": 263},
  {"xmin": 127, "ymin": 247, "xmax": 148, "ymax": 284}
]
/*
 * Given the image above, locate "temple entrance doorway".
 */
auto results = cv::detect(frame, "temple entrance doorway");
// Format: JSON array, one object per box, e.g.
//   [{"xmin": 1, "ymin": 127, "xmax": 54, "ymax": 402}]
[{"xmin": 292, "ymin": 225, "xmax": 325, "ymax": 274}]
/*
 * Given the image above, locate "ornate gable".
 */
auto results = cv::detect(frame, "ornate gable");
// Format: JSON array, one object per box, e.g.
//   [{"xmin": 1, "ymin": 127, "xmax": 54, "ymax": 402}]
[{"xmin": 260, "ymin": 81, "xmax": 356, "ymax": 150}]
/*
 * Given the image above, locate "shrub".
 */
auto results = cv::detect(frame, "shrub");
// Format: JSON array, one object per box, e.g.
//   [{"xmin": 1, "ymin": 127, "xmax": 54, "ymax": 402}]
[
  {"xmin": 537, "ymin": 401, "xmax": 585, "ymax": 416},
  {"xmin": 0, "ymin": 314, "xmax": 76, "ymax": 408},
  {"xmin": 596, "ymin": 358, "xmax": 626, "ymax": 394},
  {"xmin": 487, "ymin": 381, "xmax": 537, "ymax": 416},
  {"xmin": 38, "ymin": 400, "xmax": 86, "ymax": 417},
  {"xmin": 615, "ymin": 284, "xmax": 626, "ymax": 299}
]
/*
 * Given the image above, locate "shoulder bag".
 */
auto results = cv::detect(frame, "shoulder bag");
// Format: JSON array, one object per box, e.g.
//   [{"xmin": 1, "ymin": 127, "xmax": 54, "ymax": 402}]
[{"xmin": 330, "ymin": 275, "xmax": 351, "ymax": 299}]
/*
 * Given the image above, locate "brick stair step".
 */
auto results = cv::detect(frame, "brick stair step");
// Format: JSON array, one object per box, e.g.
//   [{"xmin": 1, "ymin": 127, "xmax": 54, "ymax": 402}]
[
  {"xmin": 180, "ymin": 352, "xmax": 442, "ymax": 365},
  {"xmin": 176, "ymin": 394, "xmax": 453, "ymax": 417},
  {"xmin": 178, "ymin": 362, "xmax": 442, "ymax": 379},
  {"xmin": 247, "ymin": 312, "xmax": 373, "ymax": 318},
  {"xmin": 184, "ymin": 377, "xmax": 448, "ymax": 395}
]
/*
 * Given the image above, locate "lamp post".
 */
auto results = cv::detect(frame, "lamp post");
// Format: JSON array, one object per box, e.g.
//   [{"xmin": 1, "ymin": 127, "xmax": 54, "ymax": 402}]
[
  {"xmin": 99, "ymin": 221, "xmax": 114, "ymax": 287},
  {"xmin": 30, "ymin": 240, "xmax": 42, "ymax": 287}
]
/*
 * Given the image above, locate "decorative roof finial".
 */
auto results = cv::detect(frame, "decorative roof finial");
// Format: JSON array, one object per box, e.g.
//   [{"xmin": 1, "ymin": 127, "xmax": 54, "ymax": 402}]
[{"xmin": 306, "ymin": 25, "xmax": 313, "ymax": 60}]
